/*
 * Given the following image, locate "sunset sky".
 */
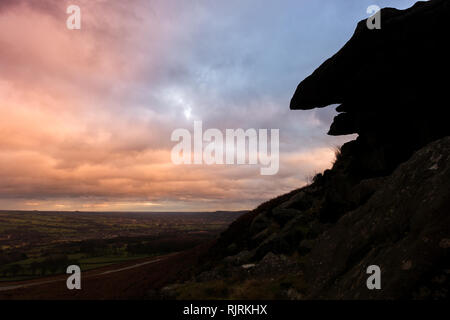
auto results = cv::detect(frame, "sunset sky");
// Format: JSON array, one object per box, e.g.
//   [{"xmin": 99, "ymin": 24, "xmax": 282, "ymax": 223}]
[{"xmin": 0, "ymin": 0, "xmax": 417, "ymax": 211}]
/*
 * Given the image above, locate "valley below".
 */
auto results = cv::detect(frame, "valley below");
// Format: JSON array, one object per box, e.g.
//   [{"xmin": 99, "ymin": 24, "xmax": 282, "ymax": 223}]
[{"xmin": 0, "ymin": 210, "xmax": 243, "ymax": 295}]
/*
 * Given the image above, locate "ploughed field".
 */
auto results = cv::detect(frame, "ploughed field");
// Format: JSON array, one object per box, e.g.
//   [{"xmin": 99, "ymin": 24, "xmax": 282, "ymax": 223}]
[{"xmin": 0, "ymin": 211, "xmax": 243, "ymax": 282}]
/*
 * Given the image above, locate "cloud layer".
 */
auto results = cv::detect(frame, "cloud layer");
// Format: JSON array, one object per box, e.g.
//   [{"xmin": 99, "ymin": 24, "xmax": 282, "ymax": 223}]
[{"xmin": 0, "ymin": 0, "xmax": 417, "ymax": 211}]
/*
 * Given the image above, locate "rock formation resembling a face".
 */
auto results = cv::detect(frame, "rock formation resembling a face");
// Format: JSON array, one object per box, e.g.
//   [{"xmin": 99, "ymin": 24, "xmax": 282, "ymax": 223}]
[{"xmin": 290, "ymin": 0, "xmax": 450, "ymax": 177}]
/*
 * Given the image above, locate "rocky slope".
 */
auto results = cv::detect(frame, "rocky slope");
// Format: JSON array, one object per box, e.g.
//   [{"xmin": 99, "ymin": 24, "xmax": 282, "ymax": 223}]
[
  {"xmin": 305, "ymin": 136, "xmax": 450, "ymax": 299},
  {"xmin": 166, "ymin": 0, "xmax": 450, "ymax": 300}
]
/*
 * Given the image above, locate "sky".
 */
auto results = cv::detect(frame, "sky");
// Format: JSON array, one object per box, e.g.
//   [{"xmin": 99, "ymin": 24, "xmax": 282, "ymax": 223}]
[{"xmin": 0, "ymin": 0, "xmax": 419, "ymax": 211}]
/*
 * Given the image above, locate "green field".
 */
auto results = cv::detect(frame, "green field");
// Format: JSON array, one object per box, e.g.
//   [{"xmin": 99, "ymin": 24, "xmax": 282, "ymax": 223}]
[{"xmin": 0, "ymin": 211, "xmax": 244, "ymax": 282}]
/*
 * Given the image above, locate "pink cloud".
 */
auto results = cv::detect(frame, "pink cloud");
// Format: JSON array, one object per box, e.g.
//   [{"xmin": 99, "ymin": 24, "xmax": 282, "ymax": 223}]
[{"xmin": 0, "ymin": 0, "xmax": 352, "ymax": 211}]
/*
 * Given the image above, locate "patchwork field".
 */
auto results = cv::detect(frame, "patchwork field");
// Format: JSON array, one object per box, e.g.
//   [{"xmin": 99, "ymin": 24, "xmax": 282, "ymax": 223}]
[{"xmin": 0, "ymin": 211, "xmax": 244, "ymax": 282}]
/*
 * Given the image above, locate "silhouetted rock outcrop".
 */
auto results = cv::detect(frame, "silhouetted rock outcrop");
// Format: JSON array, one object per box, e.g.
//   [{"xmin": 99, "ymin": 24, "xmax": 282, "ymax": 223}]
[
  {"xmin": 166, "ymin": 0, "xmax": 450, "ymax": 300},
  {"xmin": 291, "ymin": 0, "xmax": 450, "ymax": 179}
]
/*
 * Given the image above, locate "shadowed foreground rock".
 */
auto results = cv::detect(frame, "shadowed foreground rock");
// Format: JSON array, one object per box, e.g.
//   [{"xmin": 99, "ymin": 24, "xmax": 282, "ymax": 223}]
[{"xmin": 305, "ymin": 137, "xmax": 450, "ymax": 299}]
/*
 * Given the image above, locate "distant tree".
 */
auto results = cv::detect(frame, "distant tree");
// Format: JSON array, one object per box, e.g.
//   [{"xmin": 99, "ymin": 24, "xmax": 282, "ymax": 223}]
[
  {"xmin": 30, "ymin": 262, "xmax": 40, "ymax": 275},
  {"xmin": 0, "ymin": 252, "xmax": 7, "ymax": 265},
  {"xmin": 7, "ymin": 264, "xmax": 22, "ymax": 277},
  {"xmin": 42, "ymin": 254, "xmax": 70, "ymax": 275},
  {"xmin": 39, "ymin": 263, "xmax": 48, "ymax": 276}
]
